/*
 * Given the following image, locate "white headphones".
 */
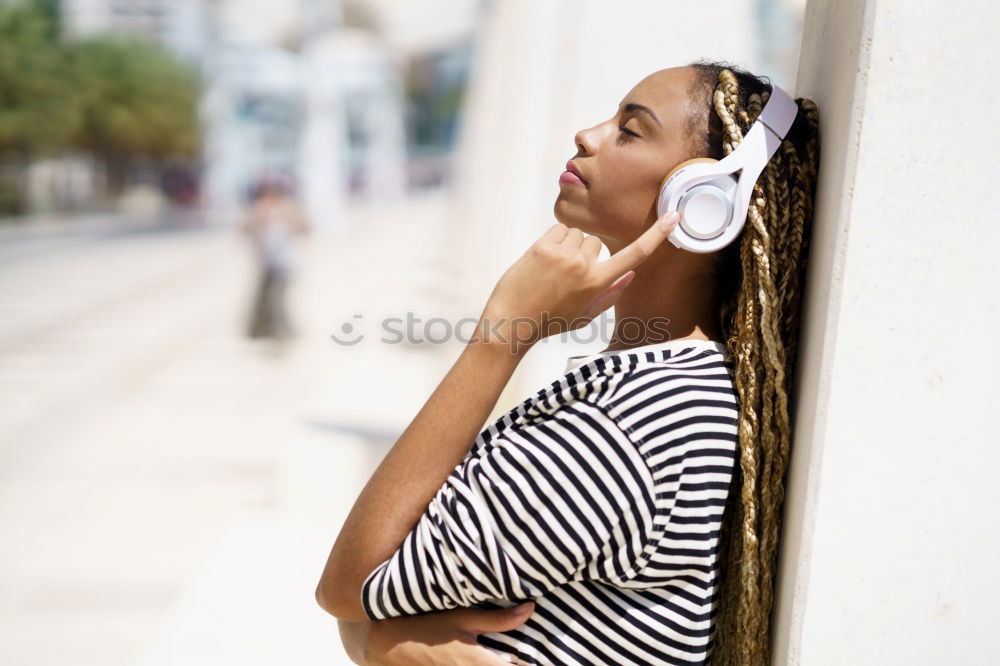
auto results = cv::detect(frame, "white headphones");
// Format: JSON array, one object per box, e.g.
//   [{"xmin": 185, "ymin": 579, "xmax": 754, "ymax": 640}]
[{"xmin": 656, "ymin": 82, "xmax": 799, "ymax": 253}]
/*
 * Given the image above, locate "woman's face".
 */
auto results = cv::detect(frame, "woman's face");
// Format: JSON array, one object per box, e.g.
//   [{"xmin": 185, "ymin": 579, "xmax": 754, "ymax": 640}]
[{"xmin": 554, "ymin": 66, "xmax": 703, "ymax": 250}]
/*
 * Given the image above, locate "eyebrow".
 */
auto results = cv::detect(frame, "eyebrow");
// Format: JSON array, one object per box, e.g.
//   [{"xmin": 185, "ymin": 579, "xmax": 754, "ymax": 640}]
[{"xmin": 621, "ymin": 102, "xmax": 662, "ymax": 128}]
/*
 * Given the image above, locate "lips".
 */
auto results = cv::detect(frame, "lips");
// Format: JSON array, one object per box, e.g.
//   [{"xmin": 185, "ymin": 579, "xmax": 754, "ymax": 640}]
[{"xmin": 565, "ymin": 160, "xmax": 588, "ymax": 185}]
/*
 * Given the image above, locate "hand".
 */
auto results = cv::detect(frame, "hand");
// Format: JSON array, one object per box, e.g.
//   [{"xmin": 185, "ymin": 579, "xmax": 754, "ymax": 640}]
[
  {"xmin": 473, "ymin": 212, "xmax": 681, "ymax": 355},
  {"xmin": 363, "ymin": 602, "xmax": 536, "ymax": 665}
]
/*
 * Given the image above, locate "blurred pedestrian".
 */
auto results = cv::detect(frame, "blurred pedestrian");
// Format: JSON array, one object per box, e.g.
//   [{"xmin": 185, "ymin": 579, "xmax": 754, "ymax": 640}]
[{"xmin": 241, "ymin": 175, "xmax": 310, "ymax": 343}]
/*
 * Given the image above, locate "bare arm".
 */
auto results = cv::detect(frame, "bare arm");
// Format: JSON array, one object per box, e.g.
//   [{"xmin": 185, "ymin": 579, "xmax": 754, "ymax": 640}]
[
  {"xmin": 337, "ymin": 604, "xmax": 535, "ymax": 665},
  {"xmin": 316, "ymin": 332, "xmax": 523, "ymax": 620},
  {"xmin": 339, "ymin": 620, "xmax": 372, "ymax": 665},
  {"xmin": 315, "ymin": 213, "xmax": 679, "ymax": 622}
]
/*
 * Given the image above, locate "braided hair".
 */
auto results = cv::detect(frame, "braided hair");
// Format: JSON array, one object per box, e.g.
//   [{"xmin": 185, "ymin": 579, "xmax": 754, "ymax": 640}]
[{"xmin": 685, "ymin": 59, "xmax": 821, "ymax": 665}]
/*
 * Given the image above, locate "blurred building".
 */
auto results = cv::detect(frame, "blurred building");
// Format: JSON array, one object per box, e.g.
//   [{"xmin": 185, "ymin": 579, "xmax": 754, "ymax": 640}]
[
  {"xmin": 61, "ymin": 0, "xmax": 212, "ymax": 62},
  {"xmin": 405, "ymin": 42, "xmax": 473, "ymax": 189},
  {"xmin": 200, "ymin": 43, "xmax": 304, "ymax": 222},
  {"xmin": 204, "ymin": 2, "xmax": 413, "ymax": 228},
  {"xmin": 756, "ymin": 0, "xmax": 808, "ymax": 90},
  {"xmin": 62, "ymin": 0, "xmax": 173, "ymax": 38},
  {"xmin": 45, "ymin": 0, "xmax": 477, "ymax": 227}
]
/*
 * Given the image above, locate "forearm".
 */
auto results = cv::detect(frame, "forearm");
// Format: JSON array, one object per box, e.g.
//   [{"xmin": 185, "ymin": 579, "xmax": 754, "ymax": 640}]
[
  {"xmin": 315, "ymin": 214, "xmax": 671, "ymax": 621},
  {"xmin": 338, "ymin": 619, "xmax": 371, "ymax": 665},
  {"xmin": 317, "ymin": 333, "xmax": 524, "ymax": 619}
]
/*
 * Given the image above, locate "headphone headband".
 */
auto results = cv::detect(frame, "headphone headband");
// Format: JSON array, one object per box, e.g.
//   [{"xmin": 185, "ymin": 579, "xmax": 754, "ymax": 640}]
[{"xmin": 756, "ymin": 83, "xmax": 798, "ymax": 139}]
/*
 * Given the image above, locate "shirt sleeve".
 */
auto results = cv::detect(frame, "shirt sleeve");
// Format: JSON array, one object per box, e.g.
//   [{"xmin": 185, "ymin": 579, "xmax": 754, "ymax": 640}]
[{"xmin": 360, "ymin": 399, "xmax": 659, "ymax": 620}]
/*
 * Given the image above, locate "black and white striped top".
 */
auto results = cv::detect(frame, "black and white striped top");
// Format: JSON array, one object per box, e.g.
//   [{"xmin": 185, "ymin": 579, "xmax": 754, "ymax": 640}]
[{"xmin": 361, "ymin": 338, "xmax": 740, "ymax": 665}]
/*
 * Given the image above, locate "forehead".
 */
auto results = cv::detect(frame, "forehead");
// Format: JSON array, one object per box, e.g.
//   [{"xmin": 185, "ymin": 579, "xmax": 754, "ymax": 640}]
[{"xmin": 620, "ymin": 66, "xmax": 695, "ymax": 116}]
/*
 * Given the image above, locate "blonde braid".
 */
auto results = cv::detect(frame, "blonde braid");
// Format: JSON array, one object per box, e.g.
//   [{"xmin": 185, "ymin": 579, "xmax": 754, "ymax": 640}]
[
  {"xmin": 746, "ymin": 89, "xmax": 795, "ymax": 638},
  {"xmin": 691, "ymin": 63, "xmax": 822, "ymax": 666}
]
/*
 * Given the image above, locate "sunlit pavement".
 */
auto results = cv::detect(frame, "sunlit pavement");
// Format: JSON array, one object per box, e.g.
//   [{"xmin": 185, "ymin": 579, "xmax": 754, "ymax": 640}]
[{"xmin": 0, "ymin": 192, "xmax": 468, "ymax": 665}]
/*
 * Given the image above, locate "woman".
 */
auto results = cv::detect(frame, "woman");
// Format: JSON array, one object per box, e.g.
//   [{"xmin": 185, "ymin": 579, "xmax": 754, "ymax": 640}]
[{"xmin": 316, "ymin": 60, "xmax": 820, "ymax": 665}]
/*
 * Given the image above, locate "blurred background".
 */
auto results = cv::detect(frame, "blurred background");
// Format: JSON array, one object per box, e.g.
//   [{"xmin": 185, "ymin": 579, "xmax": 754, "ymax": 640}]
[{"xmin": 0, "ymin": 0, "xmax": 806, "ymax": 663}]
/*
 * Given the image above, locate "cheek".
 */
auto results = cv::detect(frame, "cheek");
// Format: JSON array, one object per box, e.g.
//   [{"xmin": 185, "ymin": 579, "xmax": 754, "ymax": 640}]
[{"xmin": 587, "ymin": 159, "xmax": 661, "ymax": 240}]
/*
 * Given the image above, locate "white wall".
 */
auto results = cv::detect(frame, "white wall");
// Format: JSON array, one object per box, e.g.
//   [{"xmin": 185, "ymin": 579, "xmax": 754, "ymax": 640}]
[{"xmin": 774, "ymin": 0, "xmax": 1000, "ymax": 663}]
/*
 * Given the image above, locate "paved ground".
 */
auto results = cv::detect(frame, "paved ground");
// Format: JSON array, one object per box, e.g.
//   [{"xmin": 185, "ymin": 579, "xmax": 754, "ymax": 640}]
[{"xmin": 0, "ymin": 192, "xmax": 480, "ymax": 665}]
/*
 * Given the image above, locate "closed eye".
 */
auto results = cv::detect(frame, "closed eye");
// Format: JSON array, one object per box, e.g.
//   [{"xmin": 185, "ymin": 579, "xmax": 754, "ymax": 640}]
[{"xmin": 616, "ymin": 126, "xmax": 640, "ymax": 146}]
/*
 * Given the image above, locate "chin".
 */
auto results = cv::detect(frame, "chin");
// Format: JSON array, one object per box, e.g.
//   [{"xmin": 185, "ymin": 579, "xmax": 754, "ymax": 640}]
[{"xmin": 553, "ymin": 196, "xmax": 589, "ymax": 230}]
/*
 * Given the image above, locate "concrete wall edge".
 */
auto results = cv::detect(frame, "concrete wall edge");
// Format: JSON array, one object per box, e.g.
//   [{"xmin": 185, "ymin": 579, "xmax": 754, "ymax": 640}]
[{"xmin": 772, "ymin": 0, "xmax": 880, "ymax": 662}]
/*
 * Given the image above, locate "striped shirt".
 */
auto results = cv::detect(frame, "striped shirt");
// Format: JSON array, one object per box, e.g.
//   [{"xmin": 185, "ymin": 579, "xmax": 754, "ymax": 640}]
[{"xmin": 361, "ymin": 338, "xmax": 740, "ymax": 665}]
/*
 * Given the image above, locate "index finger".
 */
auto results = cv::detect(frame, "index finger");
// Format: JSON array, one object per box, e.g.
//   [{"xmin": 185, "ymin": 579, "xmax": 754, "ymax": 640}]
[{"xmin": 595, "ymin": 211, "xmax": 680, "ymax": 282}]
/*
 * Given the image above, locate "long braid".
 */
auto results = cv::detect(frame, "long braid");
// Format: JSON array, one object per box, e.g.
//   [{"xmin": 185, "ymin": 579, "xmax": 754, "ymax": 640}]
[
  {"xmin": 746, "ymin": 87, "xmax": 794, "ymax": 640},
  {"xmin": 688, "ymin": 60, "xmax": 821, "ymax": 665}
]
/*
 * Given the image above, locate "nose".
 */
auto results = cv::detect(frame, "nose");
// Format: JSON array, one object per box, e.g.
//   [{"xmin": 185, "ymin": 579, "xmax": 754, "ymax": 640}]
[{"xmin": 573, "ymin": 124, "xmax": 601, "ymax": 156}]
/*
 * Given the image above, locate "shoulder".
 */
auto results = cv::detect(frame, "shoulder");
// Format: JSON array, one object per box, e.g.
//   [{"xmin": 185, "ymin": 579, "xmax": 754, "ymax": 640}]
[
  {"xmin": 472, "ymin": 345, "xmax": 738, "ymax": 468},
  {"xmin": 598, "ymin": 346, "xmax": 739, "ymax": 416},
  {"xmin": 595, "ymin": 347, "xmax": 740, "ymax": 463},
  {"xmin": 497, "ymin": 345, "xmax": 735, "ymax": 433}
]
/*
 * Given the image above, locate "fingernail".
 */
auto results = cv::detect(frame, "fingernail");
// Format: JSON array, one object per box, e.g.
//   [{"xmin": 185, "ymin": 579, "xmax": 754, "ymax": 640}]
[
  {"xmin": 657, "ymin": 211, "xmax": 680, "ymax": 230},
  {"xmin": 513, "ymin": 601, "xmax": 534, "ymax": 615}
]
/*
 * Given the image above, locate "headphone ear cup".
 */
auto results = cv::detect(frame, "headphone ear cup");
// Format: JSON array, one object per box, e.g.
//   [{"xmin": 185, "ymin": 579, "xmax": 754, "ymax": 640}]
[
  {"xmin": 659, "ymin": 156, "xmax": 739, "ymax": 247},
  {"xmin": 658, "ymin": 157, "xmax": 720, "ymax": 194}
]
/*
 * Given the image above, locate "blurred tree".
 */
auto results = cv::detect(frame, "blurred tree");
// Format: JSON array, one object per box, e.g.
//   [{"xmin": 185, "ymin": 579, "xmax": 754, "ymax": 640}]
[
  {"xmin": 0, "ymin": 0, "xmax": 201, "ymax": 214},
  {"xmin": 0, "ymin": 1, "xmax": 82, "ymax": 213},
  {"xmin": 0, "ymin": 1, "xmax": 81, "ymax": 153},
  {"xmin": 70, "ymin": 36, "xmax": 201, "ymax": 196}
]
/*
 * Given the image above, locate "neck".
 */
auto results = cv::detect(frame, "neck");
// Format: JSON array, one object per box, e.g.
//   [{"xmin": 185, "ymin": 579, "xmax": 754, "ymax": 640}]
[{"xmin": 603, "ymin": 254, "xmax": 723, "ymax": 353}]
